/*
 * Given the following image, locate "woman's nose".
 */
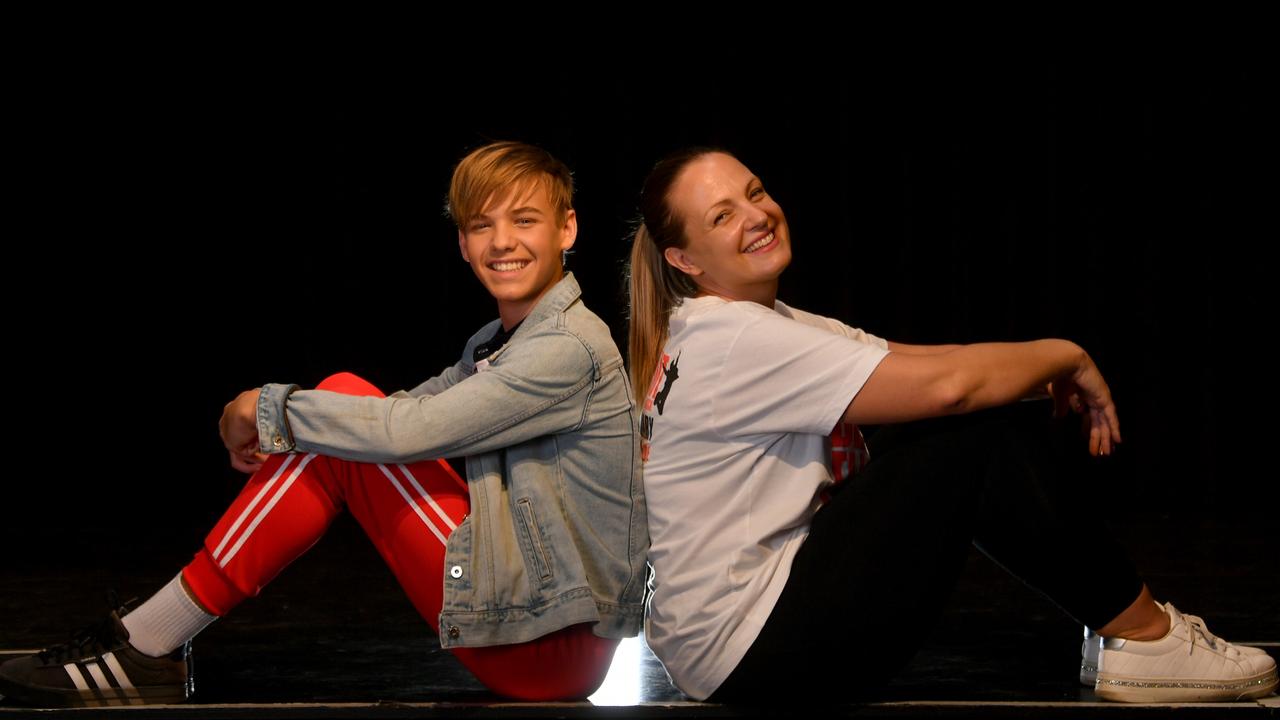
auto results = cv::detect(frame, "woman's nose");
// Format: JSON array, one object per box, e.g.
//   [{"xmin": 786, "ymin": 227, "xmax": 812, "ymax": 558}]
[{"xmin": 744, "ymin": 205, "xmax": 770, "ymax": 231}]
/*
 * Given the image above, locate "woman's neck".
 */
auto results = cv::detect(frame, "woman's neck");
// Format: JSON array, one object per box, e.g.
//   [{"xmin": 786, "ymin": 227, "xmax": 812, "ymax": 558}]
[{"xmin": 694, "ymin": 280, "xmax": 778, "ymax": 308}]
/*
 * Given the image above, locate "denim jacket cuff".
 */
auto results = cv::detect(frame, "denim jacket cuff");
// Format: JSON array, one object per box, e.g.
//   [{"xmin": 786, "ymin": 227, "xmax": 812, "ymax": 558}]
[{"xmin": 257, "ymin": 383, "xmax": 301, "ymax": 454}]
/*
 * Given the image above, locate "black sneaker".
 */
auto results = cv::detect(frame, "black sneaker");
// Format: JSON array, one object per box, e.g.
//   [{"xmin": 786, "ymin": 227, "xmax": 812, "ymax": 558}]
[{"xmin": 0, "ymin": 605, "xmax": 193, "ymax": 707}]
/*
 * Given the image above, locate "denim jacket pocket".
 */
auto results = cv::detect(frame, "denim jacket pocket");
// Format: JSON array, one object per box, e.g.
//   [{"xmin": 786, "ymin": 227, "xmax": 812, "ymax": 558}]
[
  {"xmin": 513, "ymin": 497, "xmax": 554, "ymax": 586},
  {"xmin": 442, "ymin": 513, "xmax": 474, "ymax": 599}
]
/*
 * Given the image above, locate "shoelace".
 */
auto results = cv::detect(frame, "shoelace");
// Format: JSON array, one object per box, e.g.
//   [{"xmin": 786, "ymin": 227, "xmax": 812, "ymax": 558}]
[
  {"xmin": 36, "ymin": 613, "xmax": 125, "ymax": 664},
  {"xmin": 36, "ymin": 591, "xmax": 135, "ymax": 665},
  {"xmin": 1179, "ymin": 610, "xmax": 1240, "ymax": 658}
]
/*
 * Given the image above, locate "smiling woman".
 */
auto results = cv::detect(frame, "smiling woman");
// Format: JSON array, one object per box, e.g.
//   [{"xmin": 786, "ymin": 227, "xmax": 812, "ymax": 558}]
[
  {"xmin": 626, "ymin": 148, "xmax": 1276, "ymax": 704},
  {"xmin": 658, "ymin": 153, "xmax": 791, "ymax": 307}
]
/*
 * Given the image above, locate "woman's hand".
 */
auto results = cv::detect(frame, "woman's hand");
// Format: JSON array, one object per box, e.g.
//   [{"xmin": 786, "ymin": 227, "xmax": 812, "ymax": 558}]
[
  {"xmin": 220, "ymin": 389, "xmax": 268, "ymax": 473},
  {"xmin": 1049, "ymin": 356, "xmax": 1122, "ymax": 457}
]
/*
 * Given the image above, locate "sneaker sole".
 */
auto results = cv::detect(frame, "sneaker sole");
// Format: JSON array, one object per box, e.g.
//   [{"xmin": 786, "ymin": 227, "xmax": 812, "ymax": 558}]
[
  {"xmin": 1096, "ymin": 667, "xmax": 1278, "ymax": 703},
  {"xmin": 0, "ymin": 674, "xmax": 191, "ymax": 708}
]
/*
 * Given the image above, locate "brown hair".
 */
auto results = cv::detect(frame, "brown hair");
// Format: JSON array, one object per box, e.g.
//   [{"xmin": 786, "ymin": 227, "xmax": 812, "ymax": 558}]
[
  {"xmin": 626, "ymin": 147, "xmax": 722, "ymax": 396},
  {"xmin": 448, "ymin": 141, "xmax": 574, "ymax": 227}
]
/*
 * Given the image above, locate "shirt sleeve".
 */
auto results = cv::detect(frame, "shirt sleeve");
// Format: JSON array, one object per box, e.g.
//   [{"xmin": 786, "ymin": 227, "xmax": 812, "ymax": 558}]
[
  {"xmin": 256, "ymin": 328, "xmax": 596, "ymax": 463},
  {"xmin": 774, "ymin": 301, "xmax": 889, "ymax": 350},
  {"xmin": 711, "ymin": 309, "xmax": 890, "ymax": 438}
]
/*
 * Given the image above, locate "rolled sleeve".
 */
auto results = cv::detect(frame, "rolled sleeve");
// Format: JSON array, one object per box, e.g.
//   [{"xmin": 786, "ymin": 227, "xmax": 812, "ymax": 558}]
[{"xmin": 257, "ymin": 382, "xmax": 301, "ymax": 454}]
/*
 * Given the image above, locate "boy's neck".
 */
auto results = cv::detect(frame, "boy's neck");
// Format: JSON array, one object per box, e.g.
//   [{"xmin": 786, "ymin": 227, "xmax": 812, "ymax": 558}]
[{"xmin": 497, "ymin": 272, "xmax": 564, "ymax": 331}]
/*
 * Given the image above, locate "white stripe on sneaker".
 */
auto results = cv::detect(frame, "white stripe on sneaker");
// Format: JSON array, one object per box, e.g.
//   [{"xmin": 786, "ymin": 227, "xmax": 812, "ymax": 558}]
[
  {"xmin": 219, "ymin": 453, "xmax": 318, "ymax": 568},
  {"xmin": 94, "ymin": 655, "xmax": 135, "ymax": 705},
  {"xmin": 396, "ymin": 463, "xmax": 460, "ymax": 530},
  {"xmin": 102, "ymin": 652, "xmax": 140, "ymax": 701},
  {"xmin": 63, "ymin": 662, "xmax": 90, "ymax": 691},
  {"xmin": 212, "ymin": 453, "xmax": 298, "ymax": 560},
  {"xmin": 379, "ymin": 464, "xmax": 448, "ymax": 546},
  {"xmin": 83, "ymin": 660, "xmax": 122, "ymax": 703}
]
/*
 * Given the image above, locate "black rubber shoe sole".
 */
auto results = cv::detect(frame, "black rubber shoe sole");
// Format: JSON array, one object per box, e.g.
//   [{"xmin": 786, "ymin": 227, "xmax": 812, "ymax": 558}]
[{"xmin": 0, "ymin": 673, "xmax": 191, "ymax": 707}]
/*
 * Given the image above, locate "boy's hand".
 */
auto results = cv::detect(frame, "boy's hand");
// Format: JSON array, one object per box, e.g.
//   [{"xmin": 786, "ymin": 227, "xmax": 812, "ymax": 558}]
[{"xmin": 221, "ymin": 389, "xmax": 268, "ymax": 473}]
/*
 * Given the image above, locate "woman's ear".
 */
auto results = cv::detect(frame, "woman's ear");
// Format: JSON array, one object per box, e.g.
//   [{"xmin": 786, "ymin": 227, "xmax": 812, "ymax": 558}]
[{"xmin": 663, "ymin": 246, "xmax": 703, "ymax": 277}]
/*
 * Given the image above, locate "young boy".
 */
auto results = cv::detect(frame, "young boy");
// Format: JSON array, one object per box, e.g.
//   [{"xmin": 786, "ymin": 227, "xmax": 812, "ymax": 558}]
[{"xmin": 0, "ymin": 141, "xmax": 649, "ymax": 706}]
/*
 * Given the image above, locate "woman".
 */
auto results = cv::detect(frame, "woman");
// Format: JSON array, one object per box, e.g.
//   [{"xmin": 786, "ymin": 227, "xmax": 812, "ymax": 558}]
[{"xmin": 629, "ymin": 148, "xmax": 1275, "ymax": 703}]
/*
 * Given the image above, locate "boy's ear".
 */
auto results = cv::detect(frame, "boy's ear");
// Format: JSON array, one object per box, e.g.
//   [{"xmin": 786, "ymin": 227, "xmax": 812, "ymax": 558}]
[
  {"xmin": 560, "ymin": 209, "xmax": 578, "ymax": 252},
  {"xmin": 458, "ymin": 229, "xmax": 470, "ymax": 262}
]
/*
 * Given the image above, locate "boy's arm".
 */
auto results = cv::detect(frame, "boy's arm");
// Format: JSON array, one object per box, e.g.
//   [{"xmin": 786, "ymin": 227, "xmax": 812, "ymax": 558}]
[
  {"xmin": 253, "ymin": 329, "xmax": 598, "ymax": 464},
  {"xmin": 387, "ymin": 360, "xmax": 470, "ymax": 399}
]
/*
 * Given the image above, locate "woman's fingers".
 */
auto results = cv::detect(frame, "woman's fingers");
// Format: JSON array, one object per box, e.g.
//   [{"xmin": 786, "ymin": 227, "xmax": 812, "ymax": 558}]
[
  {"xmin": 1084, "ymin": 406, "xmax": 1121, "ymax": 456},
  {"xmin": 1104, "ymin": 402, "xmax": 1123, "ymax": 445}
]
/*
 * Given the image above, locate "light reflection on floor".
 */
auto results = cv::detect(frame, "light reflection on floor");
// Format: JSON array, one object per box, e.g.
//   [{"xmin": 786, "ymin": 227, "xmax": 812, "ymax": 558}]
[{"xmin": 589, "ymin": 635, "xmax": 646, "ymax": 706}]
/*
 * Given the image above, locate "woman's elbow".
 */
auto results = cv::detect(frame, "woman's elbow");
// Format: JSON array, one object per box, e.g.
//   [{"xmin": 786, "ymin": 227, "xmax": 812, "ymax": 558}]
[{"xmin": 931, "ymin": 375, "xmax": 975, "ymax": 416}]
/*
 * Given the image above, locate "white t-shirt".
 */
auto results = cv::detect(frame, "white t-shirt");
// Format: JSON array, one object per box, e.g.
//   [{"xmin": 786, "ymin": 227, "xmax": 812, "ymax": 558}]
[{"xmin": 640, "ymin": 295, "xmax": 891, "ymax": 700}]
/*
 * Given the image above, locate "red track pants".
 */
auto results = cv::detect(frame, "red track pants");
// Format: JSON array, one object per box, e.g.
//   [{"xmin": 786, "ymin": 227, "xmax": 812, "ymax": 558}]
[{"xmin": 181, "ymin": 372, "xmax": 618, "ymax": 700}]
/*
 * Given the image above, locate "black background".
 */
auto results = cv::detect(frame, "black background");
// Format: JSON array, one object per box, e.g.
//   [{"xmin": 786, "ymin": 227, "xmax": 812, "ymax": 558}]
[{"xmin": 6, "ymin": 51, "xmax": 1272, "ymax": 562}]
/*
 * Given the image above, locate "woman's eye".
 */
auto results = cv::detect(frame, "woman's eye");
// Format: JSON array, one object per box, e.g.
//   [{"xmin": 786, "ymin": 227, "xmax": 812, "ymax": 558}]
[
  {"xmin": 713, "ymin": 211, "xmax": 729, "ymax": 225},
  {"xmin": 749, "ymin": 187, "xmax": 765, "ymax": 199}
]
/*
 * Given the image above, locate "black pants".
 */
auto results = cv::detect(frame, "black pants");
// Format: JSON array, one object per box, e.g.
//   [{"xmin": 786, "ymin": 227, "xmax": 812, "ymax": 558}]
[{"xmin": 709, "ymin": 400, "xmax": 1143, "ymax": 702}]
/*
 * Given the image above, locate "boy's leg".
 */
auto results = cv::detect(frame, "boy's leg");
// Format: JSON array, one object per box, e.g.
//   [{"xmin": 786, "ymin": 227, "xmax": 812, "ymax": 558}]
[
  {"xmin": 451, "ymin": 627, "xmax": 619, "ymax": 701},
  {"xmin": 335, "ymin": 432, "xmax": 618, "ymax": 700},
  {"xmin": 180, "ymin": 450, "xmax": 343, "ymax": 617},
  {"xmin": 1, "ymin": 371, "xmax": 619, "ymax": 705},
  {"xmin": 0, "ymin": 375, "xmax": 365, "ymax": 708},
  {"xmin": 299, "ymin": 375, "xmax": 619, "ymax": 701}
]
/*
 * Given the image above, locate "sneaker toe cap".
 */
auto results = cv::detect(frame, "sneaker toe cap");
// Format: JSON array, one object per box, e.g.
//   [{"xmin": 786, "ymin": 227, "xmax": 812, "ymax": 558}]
[{"xmin": 1241, "ymin": 652, "xmax": 1277, "ymax": 676}]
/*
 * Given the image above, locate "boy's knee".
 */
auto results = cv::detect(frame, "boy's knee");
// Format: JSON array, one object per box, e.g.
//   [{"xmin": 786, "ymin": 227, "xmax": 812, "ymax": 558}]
[{"xmin": 316, "ymin": 372, "xmax": 384, "ymax": 397}]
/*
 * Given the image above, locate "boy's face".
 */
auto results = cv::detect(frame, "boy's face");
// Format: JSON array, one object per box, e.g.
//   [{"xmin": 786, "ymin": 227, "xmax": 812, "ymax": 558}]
[{"xmin": 458, "ymin": 180, "xmax": 577, "ymax": 328}]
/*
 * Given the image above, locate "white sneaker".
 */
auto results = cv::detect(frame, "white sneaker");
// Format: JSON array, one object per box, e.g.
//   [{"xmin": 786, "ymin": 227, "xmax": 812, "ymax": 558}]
[{"xmin": 1096, "ymin": 602, "xmax": 1278, "ymax": 703}]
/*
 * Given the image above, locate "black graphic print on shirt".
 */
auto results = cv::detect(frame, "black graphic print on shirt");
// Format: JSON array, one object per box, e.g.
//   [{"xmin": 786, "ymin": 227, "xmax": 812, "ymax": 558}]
[{"xmin": 640, "ymin": 350, "xmax": 680, "ymax": 462}]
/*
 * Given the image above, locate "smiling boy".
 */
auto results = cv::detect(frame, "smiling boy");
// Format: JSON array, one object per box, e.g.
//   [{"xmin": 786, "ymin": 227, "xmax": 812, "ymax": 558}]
[{"xmin": 0, "ymin": 141, "xmax": 648, "ymax": 706}]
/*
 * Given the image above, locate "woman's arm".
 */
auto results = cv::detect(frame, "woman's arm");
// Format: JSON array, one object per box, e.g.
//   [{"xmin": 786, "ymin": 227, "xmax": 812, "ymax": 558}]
[
  {"xmin": 886, "ymin": 341, "xmax": 964, "ymax": 355},
  {"xmin": 845, "ymin": 339, "xmax": 1121, "ymax": 455}
]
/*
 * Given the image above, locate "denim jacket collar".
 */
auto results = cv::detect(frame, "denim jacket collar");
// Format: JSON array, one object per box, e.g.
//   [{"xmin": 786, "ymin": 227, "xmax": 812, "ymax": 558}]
[{"xmin": 484, "ymin": 272, "xmax": 581, "ymax": 365}]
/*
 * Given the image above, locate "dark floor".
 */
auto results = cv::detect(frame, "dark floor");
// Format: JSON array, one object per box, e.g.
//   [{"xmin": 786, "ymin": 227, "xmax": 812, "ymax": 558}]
[{"xmin": 2, "ymin": 512, "xmax": 1276, "ymax": 718}]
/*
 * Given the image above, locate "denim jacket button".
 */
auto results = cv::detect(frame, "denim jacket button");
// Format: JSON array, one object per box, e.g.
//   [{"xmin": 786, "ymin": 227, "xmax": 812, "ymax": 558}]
[
  {"xmin": 448, "ymin": 625, "xmax": 460, "ymax": 639},
  {"xmin": 272, "ymin": 435, "xmax": 284, "ymax": 448},
  {"xmin": 450, "ymin": 565, "xmax": 463, "ymax": 579}
]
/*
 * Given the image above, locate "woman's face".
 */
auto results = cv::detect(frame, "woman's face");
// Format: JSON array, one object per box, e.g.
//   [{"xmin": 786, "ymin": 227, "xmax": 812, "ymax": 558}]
[{"xmin": 664, "ymin": 152, "xmax": 791, "ymax": 305}]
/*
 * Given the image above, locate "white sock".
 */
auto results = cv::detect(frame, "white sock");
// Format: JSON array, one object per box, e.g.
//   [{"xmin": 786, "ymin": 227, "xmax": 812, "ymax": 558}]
[{"xmin": 121, "ymin": 574, "xmax": 217, "ymax": 657}]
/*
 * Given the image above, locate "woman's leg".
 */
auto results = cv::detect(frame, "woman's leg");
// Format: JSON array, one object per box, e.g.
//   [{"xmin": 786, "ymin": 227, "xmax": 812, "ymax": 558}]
[
  {"xmin": 961, "ymin": 399, "xmax": 1142, "ymax": 631},
  {"xmin": 710, "ymin": 401, "xmax": 1145, "ymax": 702}
]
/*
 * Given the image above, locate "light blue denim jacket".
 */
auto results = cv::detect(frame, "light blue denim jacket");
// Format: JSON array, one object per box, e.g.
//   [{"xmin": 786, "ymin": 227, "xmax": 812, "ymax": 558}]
[{"xmin": 253, "ymin": 273, "xmax": 648, "ymax": 648}]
